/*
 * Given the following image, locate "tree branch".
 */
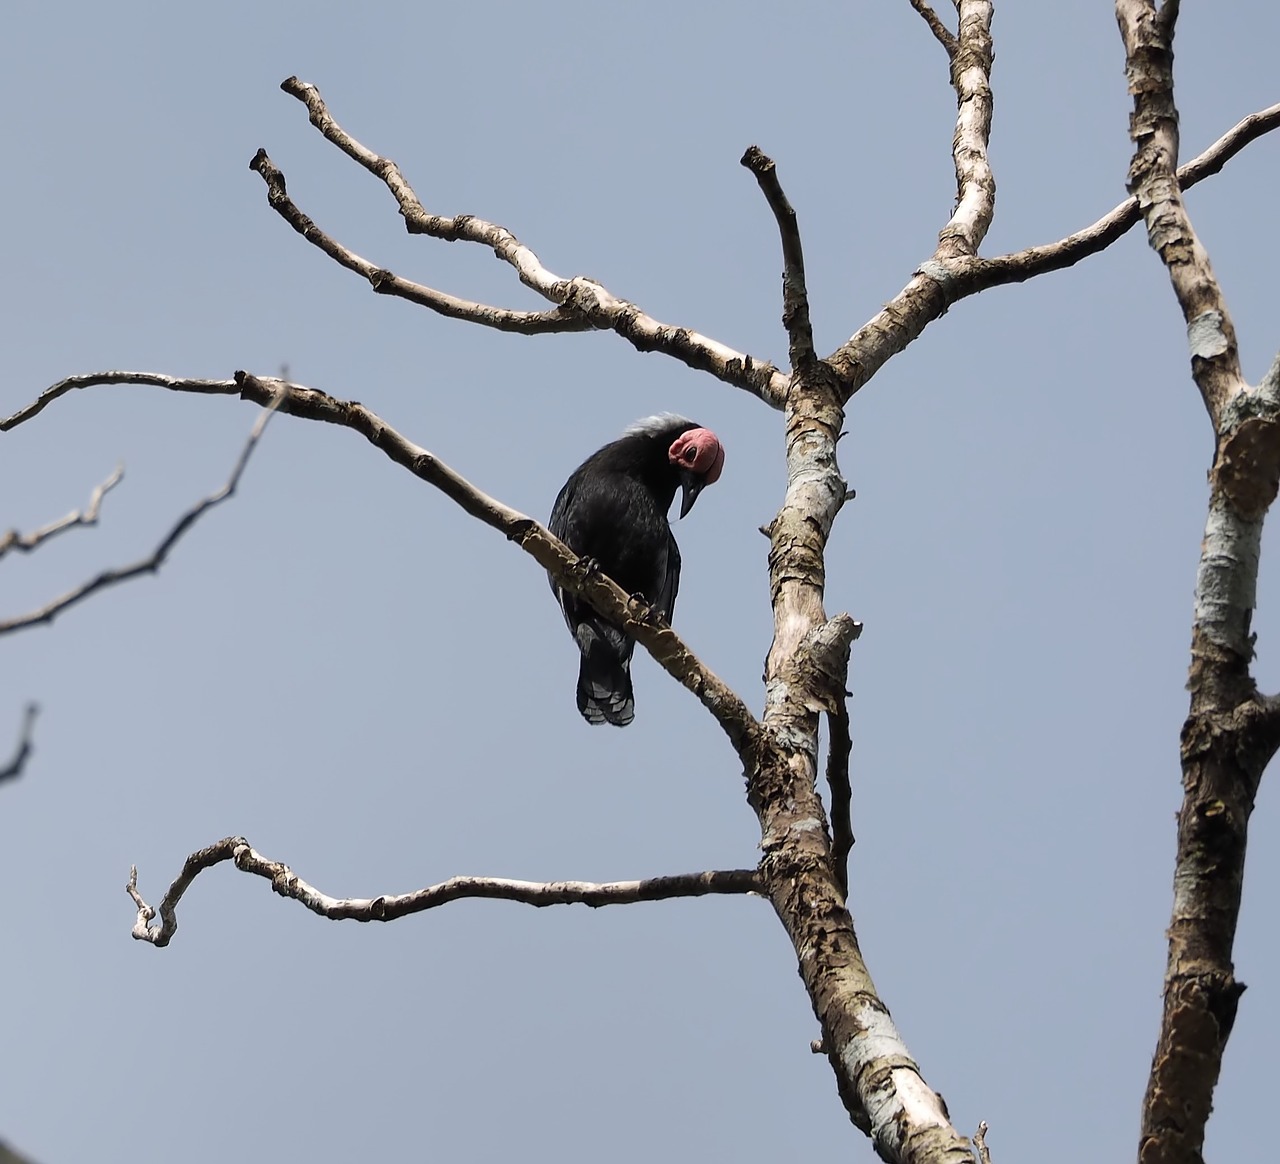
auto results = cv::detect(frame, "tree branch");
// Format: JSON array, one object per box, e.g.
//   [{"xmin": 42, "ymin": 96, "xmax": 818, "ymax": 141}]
[
  {"xmin": 823, "ymin": 86, "xmax": 1280, "ymax": 403},
  {"xmin": 0, "ymin": 394, "xmax": 277, "ymax": 636},
  {"xmin": 0, "ymin": 704, "xmax": 38, "ymax": 786},
  {"xmin": 1117, "ymin": 0, "xmax": 1245, "ymax": 426},
  {"xmin": 907, "ymin": 0, "xmax": 958, "ymax": 58},
  {"xmin": 0, "ymin": 465, "xmax": 123, "ymax": 560},
  {"xmin": 267, "ymin": 77, "xmax": 791, "ymax": 409},
  {"xmin": 3, "ymin": 369, "xmax": 763, "ymax": 754},
  {"xmin": 972, "ymin": 1121, "xmax": 992, "ymax": 1164},
  {"xmin": 938, "ymin": 2, "xmax": 996, "ymax": 259},
  {"xmin": 1114, "ymin": 6, "xmax": 1280, "ymax": 1163},
  {"xmin": 0, "ymin": 370, "xmax": 237, "ymax": 432},
  {"xmin": 127, "ymin": 836, "xmax": 761, "ymax": 948},
  {"xmin": 740, "ymin": 145, "xmax": 817, "ymax": 375},
  {"xmin": 248, "ymin": 148, "xmax": 587, "ymax": 334}
]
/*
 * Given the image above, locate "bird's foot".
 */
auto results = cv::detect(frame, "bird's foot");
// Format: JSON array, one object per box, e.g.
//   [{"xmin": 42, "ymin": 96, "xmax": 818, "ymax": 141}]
[{"xmin": 628, "ymin": 592, "xmax": 662, "ymax": 624}]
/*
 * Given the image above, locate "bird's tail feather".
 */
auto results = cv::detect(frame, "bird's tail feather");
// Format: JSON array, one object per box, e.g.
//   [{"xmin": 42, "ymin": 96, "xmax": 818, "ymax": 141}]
[{"xmin": 574, "ymin": 623, "xmax": 635, "ymax": 727}]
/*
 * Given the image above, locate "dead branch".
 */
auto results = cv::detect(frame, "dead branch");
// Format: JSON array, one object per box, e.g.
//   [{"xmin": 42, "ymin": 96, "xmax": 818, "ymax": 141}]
[
  {"xmin": 908, "ymin": 1, "xmax": 958, "ymax": 57},
  {"xmin": 824, "ymin": 88, "xmax": 1280, "ymax": 404},
  {"xmin": 3, "ymin": 369, "xmax": 763, "ymax": 754},
  {"xmin": 0, "ymin": 395, "xmax": 278, "ymax": 636},
  {"xmin": 938, "ymin": 2, "xmax": 996, "ymax": 260},
  {"xmin": 10, "ymin": 21, "xmax": 1274, "ymax": 1163},
  {"xmin": 966, "ymin": 101, "xmax": 1280, "ymax": 293},
  {"xmin": 248, "ymin": 148, "xmax": 586, "ymax": 334},
  {"xmin": 740, "ymin": 146, "xmax": 817, "ymax": 374},
  {"xmin": 0, "ymin": 370, "xmax": 236, "ymax": 432},
  {"xmin": 264, "ymin": 77, "xmax": 791, "ymax": 409},
  {"xmin": 972, "ymin": 1121, "xmax": 992, "ymax": 1164},
  {"xmin": 0, "ymin": 705, "xmax": 38, "ymax": 785},
  {"xmin": 0, "ymin": 465, "xmax": 123, "ymax": 560},
  {"xmin": 127, "ymin": 836, "xmax": 761, "ymax": 948},
  {"xmin": 1117, "ymin": 0, "xmax": 1244, "ymax": 426},
  {"xmin": 1116, "ymin": 5, "xmax": 1280, "ymax": 1162}
]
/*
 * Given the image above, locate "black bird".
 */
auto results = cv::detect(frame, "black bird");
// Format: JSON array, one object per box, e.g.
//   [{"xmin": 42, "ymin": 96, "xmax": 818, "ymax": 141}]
[{"xmin": 549, "ymin": 414, "xmax": 725, "ymax": 726}]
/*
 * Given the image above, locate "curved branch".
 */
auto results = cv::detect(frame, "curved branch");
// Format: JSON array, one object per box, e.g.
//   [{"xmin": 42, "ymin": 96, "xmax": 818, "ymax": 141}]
[
  {"xmin": 127, "ymin": 836, "xmax": 761, "ymax": 948},
  {"xmin": 0, "ymin": 370, "xmax": 236, "ymax": 432},
  {"xmin": 0, "ymin": 464, "xmax": 123, "ymax": 560},
  {"xmin": 2, "ymin": 369, "xmax": 763, "ymax": 754},
  {"xmin": 270, "ymin": 77, "xmax": 790, "ymax": 408},
  {"xmin": 0, "ymin": 704, "xmax": 38, "ymax": 785},
  {"xmin": 741, "ymin": 145, "xmax": 816, "ymax": 374},
  {"xmin": 0, "ymin": 396, "xmax": 276, "ymax": 636},
  {"xmin": 249, "ymin": 148, "xmax": 588, "ymax": 334}
]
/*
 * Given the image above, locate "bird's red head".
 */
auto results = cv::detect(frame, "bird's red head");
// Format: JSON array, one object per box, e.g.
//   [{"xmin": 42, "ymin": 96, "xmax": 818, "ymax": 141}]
[
  {"xmin": 668, "ymin": 427, "xmax": 725, "ymax": 483},
  {"xmin": 668, "ymin": 427, "xmax": 725, "ymax": 518}
]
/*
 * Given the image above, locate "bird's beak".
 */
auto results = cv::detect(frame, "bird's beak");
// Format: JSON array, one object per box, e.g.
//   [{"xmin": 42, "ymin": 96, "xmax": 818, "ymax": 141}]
[{"xmin": 678, "ymin": 470, "xmax": 705, "ymax": 519}]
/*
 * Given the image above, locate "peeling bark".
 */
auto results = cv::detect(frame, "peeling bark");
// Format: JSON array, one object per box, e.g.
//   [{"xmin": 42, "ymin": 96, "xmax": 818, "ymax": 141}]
[{"xmin": 1117, "ymin": 4, "xmax": 1280, "ymax": 1161}]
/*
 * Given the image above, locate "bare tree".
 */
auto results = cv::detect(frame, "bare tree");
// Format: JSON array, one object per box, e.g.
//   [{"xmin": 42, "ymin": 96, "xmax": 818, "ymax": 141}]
[{"xmin": 4, "ymin": 4, "xmax": 1278, "ymax": 1162}]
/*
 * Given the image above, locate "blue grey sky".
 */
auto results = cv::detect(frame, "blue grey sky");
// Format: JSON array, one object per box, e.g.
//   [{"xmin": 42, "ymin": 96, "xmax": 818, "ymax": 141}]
[{"xmin": 3, "ymin": 3, "xmax": 1278, "ymax": 1161}]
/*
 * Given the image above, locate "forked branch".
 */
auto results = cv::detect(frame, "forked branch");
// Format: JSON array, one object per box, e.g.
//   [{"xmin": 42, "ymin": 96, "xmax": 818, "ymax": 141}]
[
  {"xmin": 0, "ymin": 465, "xmax": 123, "ymax": 560},
  {"xmin": 265, "ymin": 78, "xmax": 791, "ymax": 408},
  {"xmin": 0, "ymin": 395, "xmax": 278, "ymax": 636},
  {"xmin": 828, "ymin": 102, "xmax": 1280, "ymax": 396},
  {"xmin": 128, "ymin": 838, "xmax": 761, "ymax": 948},
  {"xmin": 249, "ymin": 148, "xmax": 587, "ymax": 334}
]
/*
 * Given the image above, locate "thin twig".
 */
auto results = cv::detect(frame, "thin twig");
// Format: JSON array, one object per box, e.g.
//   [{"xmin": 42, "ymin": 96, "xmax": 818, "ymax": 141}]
[
  {"xmin": 0, "ymin": 396, "xmax": 279, "ymax": 636},
  {"xmin": 127, "ymin": 837, "xmax": 762, "ymax": 947},
  {"xmin": 0, "ymin": 704, "xmax": 39, "ymax": 785},
  {"xmin": 267, "ymin": 77, "xmax": 790, "ymax": 408},
  {"xmin": 0, "ymin": 466, "xmax": 124, "ymax": 560},
  {"xmin": 827, "ymin": 699, "xmax": 854, "ymax": 899},
  {"xmin": 908, "ymin": 0, "xmax": 958, "ymax": 57},
  {"xmin": 740, "ymin": 145, "xmax": 817, "ymax": 374}
]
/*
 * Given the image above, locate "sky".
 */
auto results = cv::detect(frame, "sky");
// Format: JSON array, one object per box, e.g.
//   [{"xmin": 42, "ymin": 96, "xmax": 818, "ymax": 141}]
[{"xmin": 3, "ymin": 3, "xmax": 1279, "ymax": 1162}]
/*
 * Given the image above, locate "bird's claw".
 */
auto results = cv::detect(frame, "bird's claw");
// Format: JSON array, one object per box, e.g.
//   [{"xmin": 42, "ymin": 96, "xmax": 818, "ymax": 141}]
[{"xmin": 628, "ymin": 592, "xmax": 664, "ymax": 625}]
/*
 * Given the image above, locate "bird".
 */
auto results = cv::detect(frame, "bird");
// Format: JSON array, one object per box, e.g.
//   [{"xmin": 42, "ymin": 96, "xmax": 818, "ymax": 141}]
[{"xmin": 548, "ymin": 414, "xmax": 725, "ymax": 726}]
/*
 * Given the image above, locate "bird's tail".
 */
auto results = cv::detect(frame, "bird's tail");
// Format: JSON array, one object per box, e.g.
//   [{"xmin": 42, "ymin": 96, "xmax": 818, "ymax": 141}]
[{"xmin": 575, "ymin": 623, "xmax": 635, "ymax": 727}]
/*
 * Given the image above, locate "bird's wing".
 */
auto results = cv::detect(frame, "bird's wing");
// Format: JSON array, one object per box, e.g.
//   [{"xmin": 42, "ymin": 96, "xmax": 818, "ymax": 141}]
[
  {"xmin": 654, "ymin": 526, "xmax": 682, "ymax": 624},
  {"xmin": 547, "ymin": 474, "xmax": 579, "ymax": 623}
]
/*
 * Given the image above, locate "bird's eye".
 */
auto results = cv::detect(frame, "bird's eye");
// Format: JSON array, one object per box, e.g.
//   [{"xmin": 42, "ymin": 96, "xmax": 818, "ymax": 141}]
[{"xmin": 684, "ymin": 447, "xmax": 697, "ymax": 463}]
